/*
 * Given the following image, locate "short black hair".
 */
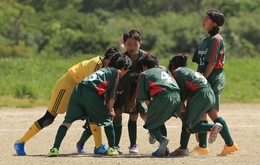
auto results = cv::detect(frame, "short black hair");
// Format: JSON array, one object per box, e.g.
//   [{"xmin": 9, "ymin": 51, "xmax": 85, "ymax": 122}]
[
  {"xmin": 136, "ymin": 54, "xmax": 159, "ymax": 72},
  {"xmin": 108, "ymin": 52, "xmax": 132, "ymax": 70},
  {"xmin": 123, "ymin": 29, "xmax": 141, "ymax": 43},
  {"xmin": 104, "ymin": 46, "xmax": 122, "ymax": 59},
  {"xmin": 168, "ymin": 54, "xmax": 188, "ymax": 72}
]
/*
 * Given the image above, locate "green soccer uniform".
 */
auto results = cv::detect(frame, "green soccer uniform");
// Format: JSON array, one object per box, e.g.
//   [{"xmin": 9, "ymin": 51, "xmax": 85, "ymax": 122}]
[
  {"xmin": 192, "ymin": 34, "xmax": 225, "ymax": 110},
  {"xmin": 172, "ymin": 67, "xmax": 215, "ymax": 129},
  {"xmin": 137, "ymin": 68, "xmax": 181, "ymax": 130},
  {"xmin": 64, "ymin": 67, "xmax": 121, "ymax": 127},
  {"xmin": 123, "ymin": 49, "xmax": 148, "ymax": 114}
]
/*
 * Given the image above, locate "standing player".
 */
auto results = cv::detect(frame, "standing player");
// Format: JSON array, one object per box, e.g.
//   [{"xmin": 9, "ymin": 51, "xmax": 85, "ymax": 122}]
[
  {"xmin": 14, "ymin": 46, "xmax": 121, "ymax": 155},
  {"xmin": 136, "ymin": 54, "xmax": 182, "ymax": 157},
  {"xmin": 122, "ymin": 28, "xmax": 148, "ymax": 154},
  {"xmin": 192, "ymin": 10, "xmax": 238, "ymax": 155},
  {"xmin": 47, "ymin": 52, "xmax": 132, "ymax": 156},
  {"xmin": 168, "ymin": 54, "xmax": 224, "ymax": 156}
]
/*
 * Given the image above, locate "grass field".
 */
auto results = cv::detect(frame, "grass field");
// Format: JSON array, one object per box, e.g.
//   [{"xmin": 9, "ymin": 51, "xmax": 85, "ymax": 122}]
[{"xmin": 0, "ymin": 56, "xmax": 259, "ymax": 107}]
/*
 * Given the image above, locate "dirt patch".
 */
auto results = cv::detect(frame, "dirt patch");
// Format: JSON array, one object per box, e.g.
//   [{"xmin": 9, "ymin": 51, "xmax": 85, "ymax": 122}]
[{"xmin": 1, "ymin": 103, "xmax": 260, "ymax": 165}]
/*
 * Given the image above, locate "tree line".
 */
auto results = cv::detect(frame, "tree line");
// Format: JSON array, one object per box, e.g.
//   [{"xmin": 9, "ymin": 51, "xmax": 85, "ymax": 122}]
[{"xmin": 0, "ymin": 0, "xmax": 259, "ymax": 58}]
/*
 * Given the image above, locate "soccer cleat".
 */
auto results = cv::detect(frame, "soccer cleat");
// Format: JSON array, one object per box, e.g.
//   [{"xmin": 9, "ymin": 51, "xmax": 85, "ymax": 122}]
[
  {"xmin": 218, "ymin": 143, "xmax": 238, "ymax": 156},
  {"xmin": 107, "ymin": 147, "xmax": 119, "ymax": 156},
  {"xmin": 48, "ymin": 148, "xmax": 59, "ymax": 157},
  {"xmin": 157, "ymin": 136, "xmax": 169, "ymax": 157},
  {"xmin": 208, "ymin": 122, "xmax": 223, "ymax": 144},
  {"xmin": 190, "ymin": 146, "xmax": 209, "ymax": 155},
  {"xmin": 115, "ymin": 146, "xmax": 123, "ymax": 155},
  {"xmin": 129, "ymin": 144, "xmax": 139, "ymax": 154},
  {"xmin": 169, "ymin": 148, "xmax": 189, "ymax": 157},
  {"xmin": 94, "ymin": 144, "xmax": 108, "ymax": 155},
  {"xmin": 152, "ymin": 147, "xmax": 169, "ymax": 157},
  {"xmin": 148, "ymin": 133, "xmax": 156, "ymax": 144},
  {"xmin": 76, "ymin": 143, "xmax": 86, "ymax": 154},
  {"xmin": 14, "ymin": 141, "xmax": 26, "ymax": 155}
]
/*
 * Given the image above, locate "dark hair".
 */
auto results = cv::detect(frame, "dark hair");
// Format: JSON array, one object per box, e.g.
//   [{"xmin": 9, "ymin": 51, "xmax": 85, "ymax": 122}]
[
  {"xmin": 104, "ymin": 46, "xmax": 122, "ymax": 59},
  {"xmin": 108, "ymin": 52, "xmax": 132, "ymax": 70},
  {"xmin": 123, "ymin": 29, "xmax": 141, "ymax": 43},
  {"xmin": 136, "ymin": 54, "xmax": 159, "ymax": 72},
  {"xmin": 168, "ymin": 54, "xmax": 188, "ymax": 72},
  {"xmin": 207, "ymin": 10, "xmax": 225, "ymax": 36}
]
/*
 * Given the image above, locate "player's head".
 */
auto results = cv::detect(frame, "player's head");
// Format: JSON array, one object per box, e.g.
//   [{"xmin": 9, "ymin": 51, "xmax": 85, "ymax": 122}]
[
  {"xmin": 123, "ymin": 29, "xmax": 141, "ymax": 56},
  {"xmin": 136, "ymin": 54, "xmax": 159, "ymax": 72},
  {"xmin": 103, "ymin": 46, "xmax": 122, "ymax": 67},
  {"xmin": 108, "ymin": 52, "xmax": 132, "ymax": 71},
  {"xmin": 204, "ymin": 10, "xmax": 225, "ymax": 36},
  {"xmin": 168, "ymin": 54, "xmax": 188, "ymax": 72}
]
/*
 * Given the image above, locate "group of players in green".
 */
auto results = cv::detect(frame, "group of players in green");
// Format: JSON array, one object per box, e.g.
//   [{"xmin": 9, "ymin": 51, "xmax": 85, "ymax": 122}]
[{"xmin": 14, "ymin": 10, "xmax": 238, "ymax": 157}]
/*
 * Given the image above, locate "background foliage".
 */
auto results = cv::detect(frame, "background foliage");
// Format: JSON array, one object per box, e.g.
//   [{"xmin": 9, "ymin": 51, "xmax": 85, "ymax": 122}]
[
  {"xmin": 0, "ymin": 0, "xmax": 259, "ymax": 107},
  {"xmin": 0, "ymin": 0, "xmax": 260, "ymax": 58}
]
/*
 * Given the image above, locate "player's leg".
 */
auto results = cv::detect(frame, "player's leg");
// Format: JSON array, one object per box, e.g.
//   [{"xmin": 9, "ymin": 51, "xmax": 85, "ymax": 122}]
[
  {"xmin": 76, "ymin": 121, "xmax": 92, "ymax": 154},
  {"xmin": 113, "ymin": 115, "xmax": 123, "ymax": 154},
  {"xmin": 14, "ymin": 110, "xmax": 56, "ymax": 155},
  {"xmin": 128, "ymin": 113, "xmax": 139, "ymax": 154},
  {"xmin": 208, "ymin": 109, "xmax": 238, "ymax": 155},
  {"xmin": 150, "ymin": 125, "xmax": 169, "ymax": 157}
]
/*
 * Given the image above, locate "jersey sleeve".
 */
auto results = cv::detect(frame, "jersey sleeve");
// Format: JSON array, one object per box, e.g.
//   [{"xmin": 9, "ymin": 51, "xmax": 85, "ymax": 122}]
[
  {"xmin": 204, "ymin": 35, "xmax": 221, "ymax": 64},
  {"xmin": 136, "ymin": 73, "xmax": 150, "ymax": 101}
]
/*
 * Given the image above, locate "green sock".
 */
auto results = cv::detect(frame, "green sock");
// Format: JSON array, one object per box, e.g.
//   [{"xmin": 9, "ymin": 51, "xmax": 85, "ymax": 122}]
[
  {"xmin": 198, "ymin": 121, "xmax": 208, "ymax": 148},
  {"xmin": 114, "ymin": 126, "xmax": 122, "ymax": 146},
  {"xmin": 128, "ymin": 120, "xmax": 137, "ymax": 146},
  {"xmin": 53, "ymin": 125, "xmax": 68, "ymax": 149},
  {"xmin": 160, "ymin": 124, "xmax": 167, "ymax": 137},
  {"xmin": 214, "ymin": 117, "xmax": 234, "ymax": 146},
  {"xmin": 190, "ymin": 122, "xmax": 213, "ymax": 133},
  {"xmin": 180, "ymin": 127, "xmax": 190, "ymax": 149},
  {"xmin": 149, "ymin": 127, "xmax": 163, "ymax": 142},
  {"xmin": 104, "ymin": 126, "xmax": 115, "ymax": 148},
  {"xmin": 77, "ymin": 127, "xmax": 92, "ymax": 145}
]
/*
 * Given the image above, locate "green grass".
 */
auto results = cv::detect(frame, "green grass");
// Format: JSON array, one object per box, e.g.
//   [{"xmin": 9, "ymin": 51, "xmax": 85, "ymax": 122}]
[{"xmin": 0, "ymin": 56, "xmax": 259, "ymax": 107}]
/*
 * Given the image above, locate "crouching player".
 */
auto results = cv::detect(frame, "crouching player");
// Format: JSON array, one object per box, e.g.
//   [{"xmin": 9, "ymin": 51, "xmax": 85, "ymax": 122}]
[
  {"xmin": 47, "ymin": 52, "xmax": 132, "ymax": 156},
  {"xmin": 136, "ymin": 54, "xmax": 182, "ymax": 157}
]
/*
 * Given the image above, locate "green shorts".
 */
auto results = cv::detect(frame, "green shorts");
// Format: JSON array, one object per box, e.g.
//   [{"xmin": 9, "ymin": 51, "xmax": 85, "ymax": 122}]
[
  {"xmin": 64, "ymin": 84, "xmax": 113, "ymax": 127},
  {"xmin": 182, "ymin": 88, "xmax": 215, "ymax": 129}
]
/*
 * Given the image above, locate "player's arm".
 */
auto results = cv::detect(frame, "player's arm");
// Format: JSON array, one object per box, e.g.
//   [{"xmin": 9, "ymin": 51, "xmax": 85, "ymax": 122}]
[
  {"xmin": 108, "ymin": 98, "xmax": 115, "ymax": 120},
  {"xmin": 203, "ymin": 62, "xmax": 215, "ymax": 79}
]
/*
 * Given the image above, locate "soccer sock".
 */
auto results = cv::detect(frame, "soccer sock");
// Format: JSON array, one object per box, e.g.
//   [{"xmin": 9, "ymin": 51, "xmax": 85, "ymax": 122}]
[
  {"xmin": 53, "ymin": 125, "xmax": 68, "ymax": 149},
  {"xmin": 160, "ymin": 124, "xmax": 167, "ymax": 137},
  {"xmin": 89, "ymin": 122, "xmax": 102, "ymax": 148},
  {"xmin": 18, "ymin": 122, "xmax": 40, "ymax": 143},
  {"xmin": 198, "ymin": 120, "xmax": 208, "ymax": 148},
  {"xmin": 128, "ymin": 120, "xmax": 137, "ymax": 146},
  {"xmin": 180, "ymin": 126, "xmax": 191, "ymax": 149},
  {"xmin": 77, "ymin": 127, "xmax": 92, "ymax": 145},
  {"xmin": 214, "ymin": 117, "xmax": 234, "ymax": 146},
  {"xmin": 104, "ymin": 126, "xmax": 115, "ymax": 148},
  {"xmin": 149, "ymin": 127, "xmax": 163, "ymax": 142},
  {"xmin": 189, "ymin": 122, "xmax": 213, "ymax": 133},
  {"xmin": 114, "ymin": 126, "xmax": 122, "ymax": 146}
]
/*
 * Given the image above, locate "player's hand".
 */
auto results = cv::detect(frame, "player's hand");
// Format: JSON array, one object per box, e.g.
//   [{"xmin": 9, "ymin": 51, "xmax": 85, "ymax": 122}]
[
  {"xmin": 109, "ymin": 108, "xmax": 115, "ymax": 120},
  {"xmin": 115, "ymin": 108, "xmax": 123, "ymax": 117}
]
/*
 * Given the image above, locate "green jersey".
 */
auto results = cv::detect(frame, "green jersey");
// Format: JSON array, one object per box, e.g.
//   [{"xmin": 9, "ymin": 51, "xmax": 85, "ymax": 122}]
[
  {"xmin": 80, "ymin": 66, "xmax": 121, "ymax": 100},
  {"xmin": 137, "ymin": 68, "xmax": 180, "ymax": 101},
  {"xmin": 172, "ymin": 67, "xmax": 211, "ymax": 101},
  {"xmin": 192, "ymin": 34, "xmax": 225, "ymax": 73}
]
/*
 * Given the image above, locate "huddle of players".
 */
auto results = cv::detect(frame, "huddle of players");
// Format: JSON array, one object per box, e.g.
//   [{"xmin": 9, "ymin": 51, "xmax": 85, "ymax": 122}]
[{"xmin": 14, "ymin": 10, "xmax": 238, "ymax": 157}]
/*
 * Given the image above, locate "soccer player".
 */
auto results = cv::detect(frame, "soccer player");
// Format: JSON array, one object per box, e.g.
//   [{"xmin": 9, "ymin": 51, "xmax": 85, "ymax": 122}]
[
  {"xmin": 122, "ymin": 29, "xmax": 148, "ymax": 154},
  {"xmin": 192, "ymin": 10, "xmax": 238, "ymax": 155},
  {"xmin": 14, "ymin": 46, "xmax": 121, "ymax": 155},
  {"xmin": 136, "ymin": 54, "xmax": 182, "ymax": 157},
  {"xmin": 168, "ymin": 54, "xmax": 236, "ymax": 156},
  {"xmin": 47, "ymin": 52, "xmax": 132, "ymax": 156}
]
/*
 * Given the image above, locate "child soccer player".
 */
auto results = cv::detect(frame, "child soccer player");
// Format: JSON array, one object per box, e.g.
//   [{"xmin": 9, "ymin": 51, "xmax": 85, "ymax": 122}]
[{"xmin": 136, "ymin": 54, "xmax": 182, "ymax": 157}]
